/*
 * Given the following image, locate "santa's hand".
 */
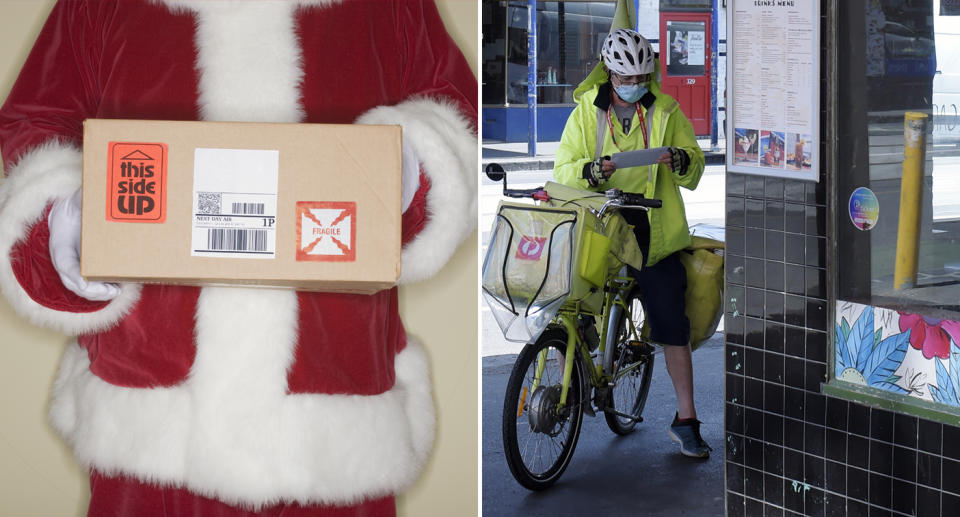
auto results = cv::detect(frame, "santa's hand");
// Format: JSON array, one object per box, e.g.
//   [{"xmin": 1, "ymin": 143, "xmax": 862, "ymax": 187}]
[
  {"xmin": 401, "ymin": 137, "xmax": 421, "ymax": 214},
  {"xmin": 48, "ymin": 189, "xmax": 120, "ymax": 301}
]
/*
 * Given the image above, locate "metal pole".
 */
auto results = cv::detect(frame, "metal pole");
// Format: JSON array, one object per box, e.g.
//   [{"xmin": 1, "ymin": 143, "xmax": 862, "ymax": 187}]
[
  {"xmin": 504, "ymin": 3, "xmax": 510, "ymax": 107},
  {"xmin": 527, "ymin": 0, "xmax": 538, "ymax": 157},
  {"xmin": 894, "ymin": 112, "xmax": 928, "ymax": 290},
  {"xmin": 710, "ymin": 0, "xmax": 719, "ymax": 150},
  {"xmin": 634, "ymin": 0, "xmax": 640, "ymax": 31},
  {"xmin": 559, "ymin": 2, "xmax": 566, "ymax": 84}
]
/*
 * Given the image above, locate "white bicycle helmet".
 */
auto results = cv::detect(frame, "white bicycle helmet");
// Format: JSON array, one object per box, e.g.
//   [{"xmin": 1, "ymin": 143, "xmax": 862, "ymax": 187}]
[{"xmin": 601, "ymin": 29, "xmax": 655, "ymax": 76}]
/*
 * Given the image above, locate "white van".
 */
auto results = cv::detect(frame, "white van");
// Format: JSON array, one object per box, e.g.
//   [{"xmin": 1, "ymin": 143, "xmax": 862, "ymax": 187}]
[{"xmin": 933, "ymin": 5, "xmax": 960, "ymax": 136}]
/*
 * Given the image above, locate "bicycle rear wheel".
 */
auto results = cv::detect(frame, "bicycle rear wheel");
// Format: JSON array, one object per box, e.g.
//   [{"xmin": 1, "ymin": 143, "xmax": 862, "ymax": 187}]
[
  {"xmin": 501, "ymin": 326, "xmax": 585, "ymax": 490},
  {"xmin": 603, "ymin": 295, "xmax": 655, "ymax": 435}
]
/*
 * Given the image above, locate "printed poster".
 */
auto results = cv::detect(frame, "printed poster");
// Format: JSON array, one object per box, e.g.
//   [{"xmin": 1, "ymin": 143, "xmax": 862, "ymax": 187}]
[{"xmin": 727, "ymin": 0, "xmax": 820, "ymax": 181}]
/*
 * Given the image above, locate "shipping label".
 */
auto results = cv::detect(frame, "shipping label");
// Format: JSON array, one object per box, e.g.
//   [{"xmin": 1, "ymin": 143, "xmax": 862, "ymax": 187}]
[
  {"xmin": 296, "ymin": 201, "xmax": 356, "ymax": 262},
  {"xmin": 106, "ymin": 142, "xmax": 168, "ymax": 222},
  {"xmin": 191, "ymin": 148, "xmax": 279, "ymax": 259}
]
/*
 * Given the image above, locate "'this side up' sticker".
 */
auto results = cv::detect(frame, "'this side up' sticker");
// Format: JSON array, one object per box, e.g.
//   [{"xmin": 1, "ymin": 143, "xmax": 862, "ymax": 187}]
[{"xmin": 106, "ymin": 142, "xmax": 167, "ymax": 222}]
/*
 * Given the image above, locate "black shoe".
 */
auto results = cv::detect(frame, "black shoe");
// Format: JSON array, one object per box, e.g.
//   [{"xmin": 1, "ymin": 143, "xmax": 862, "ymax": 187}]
[{"xmin": 668, "ymin": 413, "xmax": 712, "ymax": 458}]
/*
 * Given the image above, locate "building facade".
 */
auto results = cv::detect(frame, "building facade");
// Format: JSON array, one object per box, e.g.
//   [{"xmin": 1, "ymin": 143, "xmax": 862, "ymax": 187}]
[
  {"xmin": 724, "ymin": 1, "xmax": 960, "ymax": 514},
  {"xmin": 482, "ymin": 0, "xmax": 727, "ymax": 143}
]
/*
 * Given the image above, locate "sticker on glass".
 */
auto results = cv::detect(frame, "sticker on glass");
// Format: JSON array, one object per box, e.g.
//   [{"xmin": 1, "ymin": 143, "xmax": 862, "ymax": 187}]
[
  {"xmin": 849, "ymin": 187, "xmax": 879, "ymax": 231},
  {"xmin": 191, "ymin": 148, "xmax": 279, "ymax": 258}
]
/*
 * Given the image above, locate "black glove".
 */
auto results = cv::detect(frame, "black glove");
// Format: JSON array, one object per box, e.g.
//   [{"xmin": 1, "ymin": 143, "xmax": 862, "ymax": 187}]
[
  {"xmin": 581, "ymin": 156, "xmax": 610, "ymax": 187},
  {"xmin": 668, "ymin": 147, "xmax": 690, "ymax": 175}
]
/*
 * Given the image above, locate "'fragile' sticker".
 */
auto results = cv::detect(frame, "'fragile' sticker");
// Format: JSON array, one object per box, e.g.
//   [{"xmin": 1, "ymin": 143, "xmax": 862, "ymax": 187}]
[
  {"xmin": 296, "ymin": 202, "xmax": 356, "ymax": 262},
  {"xmin": 106, "ymin": 142, "xmax": 167, "ymax": 222}
]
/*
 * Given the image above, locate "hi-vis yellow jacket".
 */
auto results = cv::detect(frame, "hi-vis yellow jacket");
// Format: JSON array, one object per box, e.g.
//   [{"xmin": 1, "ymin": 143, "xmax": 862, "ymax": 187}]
[{"xmin": 554, "ymin": 81, "xmax": 705, "ymax": 267}]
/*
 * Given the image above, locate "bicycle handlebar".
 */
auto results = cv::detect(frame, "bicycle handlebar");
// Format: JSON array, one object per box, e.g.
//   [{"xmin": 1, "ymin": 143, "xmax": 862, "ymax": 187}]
[
  {"xmin": 501, "ymin": 186, "xmax": 662, "ymax": 207},
  {"xmin": 613, "ymin": 191, "xmax": 663, "ymax": 209},
  {"xmin": 502, "ymin": 188, "xmax": 546, "ymax": 199}
]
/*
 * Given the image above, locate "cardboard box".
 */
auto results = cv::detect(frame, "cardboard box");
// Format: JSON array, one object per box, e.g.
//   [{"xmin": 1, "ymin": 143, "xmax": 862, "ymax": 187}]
[{"xmin": 81, "ymin": 119, "xmax": 401, "ymax": 294}]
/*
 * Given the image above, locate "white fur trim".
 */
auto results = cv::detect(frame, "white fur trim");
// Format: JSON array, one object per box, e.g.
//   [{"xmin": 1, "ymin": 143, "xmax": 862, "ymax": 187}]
[
  {"xmin": 355, "ymin": 98, "xmax": 477, "ymax": 284},
  {"xmin": 49, "ymin": 285, "xmax": 435, "ymax": 508},
  {"xmin": 154, "ymin": 0, "xmax": 342, "ymax": 12},
  {"xmin": 0, "ymin": 141, "xmax": 142, "ymax": 335},
  {"xmin": 191, "ymin": 2, "xmax": 304, "ymax": 123}
]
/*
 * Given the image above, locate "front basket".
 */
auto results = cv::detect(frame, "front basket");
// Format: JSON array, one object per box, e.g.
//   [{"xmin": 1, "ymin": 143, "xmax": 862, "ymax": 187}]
[{"xmin": 481, "ymin": 203, "xmax": 578, "ymax": 342}]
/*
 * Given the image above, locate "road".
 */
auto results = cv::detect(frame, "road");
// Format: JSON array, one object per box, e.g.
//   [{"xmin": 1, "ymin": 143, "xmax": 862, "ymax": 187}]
[{"xmin": 481, "ymin": 334, "xmax": 726, "ymax": 516}]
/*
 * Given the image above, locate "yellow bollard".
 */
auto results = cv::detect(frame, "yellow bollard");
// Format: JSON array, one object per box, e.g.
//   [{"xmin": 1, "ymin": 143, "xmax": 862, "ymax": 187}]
[{"xmin": 894, "ymin": 112, "xmax": 928, "ymax": 290}]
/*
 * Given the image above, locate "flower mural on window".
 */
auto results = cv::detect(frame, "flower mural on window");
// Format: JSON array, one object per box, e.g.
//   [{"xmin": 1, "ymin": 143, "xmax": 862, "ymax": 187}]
[
  {"xmin": 835, "ymin": 301, "xmax": 960, "ymax": 410},
  {"xmin": 835, "ymin": 306, "xmax": 911, "ymax": 393},
  {"xmin": 928, "ymin": 347, "xmax": 960, "ymax": 406},
  {"xmin": 898, "ymin": 313, "xmax": 960, "ymax": 360}
]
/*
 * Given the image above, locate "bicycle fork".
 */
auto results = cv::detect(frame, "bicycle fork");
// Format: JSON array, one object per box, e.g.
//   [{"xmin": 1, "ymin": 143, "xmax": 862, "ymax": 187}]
[
  {"xmin": 528, "ymin": 315, "xmax": 582, "ymax": 413},
  {"xmin": 557, "ymin": 315, "xmax": 579, "ymax": 410}
]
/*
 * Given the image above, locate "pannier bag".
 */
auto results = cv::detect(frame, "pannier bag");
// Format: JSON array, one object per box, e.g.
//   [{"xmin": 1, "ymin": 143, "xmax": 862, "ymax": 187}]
[
  {"xmin": 680, "ymin": 224, "xmax": 725, "ymax": 349},
  {"xmin": 623, "ymin": 227, "xmax": 724, "ymax": 349}
]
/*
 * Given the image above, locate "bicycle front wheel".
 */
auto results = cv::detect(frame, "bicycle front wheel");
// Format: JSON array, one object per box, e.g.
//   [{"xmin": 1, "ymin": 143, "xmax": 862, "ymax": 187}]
[
  {"xmin": 501, "ymin": 326, "xmax": 584, "ymax": 490},
  {"xmin": 603, "ymin": 295, "xmax": 655, "ymax": 435}
]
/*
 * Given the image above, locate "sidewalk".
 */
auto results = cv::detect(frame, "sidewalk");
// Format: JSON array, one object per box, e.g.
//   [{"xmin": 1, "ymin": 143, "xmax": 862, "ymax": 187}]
[{"xmin": 482, "ymin": 138, "xmax": 727, "ymax": 172}]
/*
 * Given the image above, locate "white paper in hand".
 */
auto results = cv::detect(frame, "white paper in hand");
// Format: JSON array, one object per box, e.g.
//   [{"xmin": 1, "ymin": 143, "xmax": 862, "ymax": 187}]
[{"xmin": 610, "ymin": 147, "xmax": 670, "ymax": 168}]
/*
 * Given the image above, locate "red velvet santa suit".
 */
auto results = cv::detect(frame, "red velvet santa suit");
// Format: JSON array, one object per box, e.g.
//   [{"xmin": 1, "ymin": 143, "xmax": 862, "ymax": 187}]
[{"xmin": 0, "ymin": 1, "xmax": 477, "ymax": 515}]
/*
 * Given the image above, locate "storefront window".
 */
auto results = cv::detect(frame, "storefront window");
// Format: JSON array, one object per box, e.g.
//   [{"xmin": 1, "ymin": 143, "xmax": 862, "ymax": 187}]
[
  {"xmin": 481, "ymin": 1, "xmax": 615, "ymax": 106},
  {"xmin": 660, "ymin": 0, "xmax": 712, "ymax": 9},
  {"xmin": 833, "ymin": 0, "xmax": 960, "ymax": 413}
]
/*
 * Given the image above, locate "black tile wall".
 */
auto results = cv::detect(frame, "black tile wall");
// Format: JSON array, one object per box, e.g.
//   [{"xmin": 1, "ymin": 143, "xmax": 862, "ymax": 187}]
[
  {"xmin": 719, "ymin": 141, "xmax": 960, "ymax": 511},
  {"xmin": 724, "ymin": 158, "xmax": 960, "ymax": 515},
  {"xmin": 723, "ymin": 10, "xmax": 960, "ymax": 515}
]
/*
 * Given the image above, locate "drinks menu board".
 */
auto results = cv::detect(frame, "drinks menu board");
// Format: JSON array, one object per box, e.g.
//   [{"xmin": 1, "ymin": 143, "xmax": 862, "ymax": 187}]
[{"xmin": 727, "ymin": 0, "xmax": 820, "ymax": 181}]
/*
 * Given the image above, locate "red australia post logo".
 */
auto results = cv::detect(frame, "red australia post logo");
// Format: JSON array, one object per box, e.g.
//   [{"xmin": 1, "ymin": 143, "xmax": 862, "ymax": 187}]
[
  {"xmin": 515, "ymin": 235, "xmax": 547, "ymax": 261},
  {"xmin": 296, "ymin": 201, "xmax": 356, "ymax": 262}
]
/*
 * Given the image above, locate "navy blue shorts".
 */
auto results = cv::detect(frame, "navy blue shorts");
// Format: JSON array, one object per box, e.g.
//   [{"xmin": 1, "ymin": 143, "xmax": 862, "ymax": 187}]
[{"xmin": 628, "ymin": 252, "xmax": 690, "ymax": 347}]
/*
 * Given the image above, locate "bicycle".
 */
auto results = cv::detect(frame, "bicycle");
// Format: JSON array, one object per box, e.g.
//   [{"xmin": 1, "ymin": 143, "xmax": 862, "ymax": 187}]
[{"xmin": 482, "ymin": 165, "xmax": 667, "ymax": 490}]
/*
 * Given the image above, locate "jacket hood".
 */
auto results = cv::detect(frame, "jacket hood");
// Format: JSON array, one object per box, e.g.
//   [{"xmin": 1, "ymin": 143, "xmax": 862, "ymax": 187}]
[{"xmin": 573, "ymin": 57, "xmax": 664, "ymax": 102}]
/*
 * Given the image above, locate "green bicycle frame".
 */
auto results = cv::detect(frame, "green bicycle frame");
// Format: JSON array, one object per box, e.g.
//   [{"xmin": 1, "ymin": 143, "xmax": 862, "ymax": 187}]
[{"xmin": 546, "ymin": 273, "xmax": 639, "ymax": 410}]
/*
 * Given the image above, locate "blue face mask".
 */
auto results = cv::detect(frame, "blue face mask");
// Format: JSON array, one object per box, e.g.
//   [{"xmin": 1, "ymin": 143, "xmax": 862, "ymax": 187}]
[{"xmin": 614, "ymin": 83, "xmax": 647, "ymax": 103}]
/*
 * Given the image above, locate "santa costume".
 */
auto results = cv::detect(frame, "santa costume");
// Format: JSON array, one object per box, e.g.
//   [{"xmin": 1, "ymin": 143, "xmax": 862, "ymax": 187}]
[{"xmin": 0, "ymin": 1, "xmax": 477, "ymax": 515}]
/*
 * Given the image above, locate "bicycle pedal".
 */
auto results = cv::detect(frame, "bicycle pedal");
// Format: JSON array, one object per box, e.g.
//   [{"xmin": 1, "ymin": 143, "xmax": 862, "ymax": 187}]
[
  {"xmin": 582, "ymin": 402, "xmax": 596, "ymax": 417},
  {"xmin": 601, "ymin": 406, "xmax": 643, "ymax": 423},
  {"xmin": 627, "ymin": 340, "xmax": 654, "ymax": 359},
  {"xmin": 581, "ymin": 375, "xmax": 596, "ymax": 417}
]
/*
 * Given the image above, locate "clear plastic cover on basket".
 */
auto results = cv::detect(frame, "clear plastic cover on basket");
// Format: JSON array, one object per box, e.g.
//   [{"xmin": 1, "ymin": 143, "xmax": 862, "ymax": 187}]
[
  {"xmin": 482, "ymin": 182, "xmax": 645, "ymax": 343},
  {"xmin": 482, "ymin": 204, "xmax": 577, "ymax": 342}
]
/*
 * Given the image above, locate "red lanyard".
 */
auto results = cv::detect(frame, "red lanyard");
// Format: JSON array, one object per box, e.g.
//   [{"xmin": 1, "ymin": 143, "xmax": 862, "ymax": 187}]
[{"xmin": 605, "ymin": 103, "xmax": 648, "ymax": 152}]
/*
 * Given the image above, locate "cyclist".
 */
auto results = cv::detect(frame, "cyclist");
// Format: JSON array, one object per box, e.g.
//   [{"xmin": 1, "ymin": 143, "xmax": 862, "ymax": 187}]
[{"xmin": 553, "ymin": 28, "xmax": 711, "ymax": 458}]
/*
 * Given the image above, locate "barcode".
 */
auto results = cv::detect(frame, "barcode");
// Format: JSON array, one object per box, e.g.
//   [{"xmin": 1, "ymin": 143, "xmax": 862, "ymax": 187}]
[
  {"xmin": 231, "ymin": 202, "xmax": 265, "ymax": 215},
  {"xmin": 207, "ymin": 229, "xmax": 268, "ymax": 252}
]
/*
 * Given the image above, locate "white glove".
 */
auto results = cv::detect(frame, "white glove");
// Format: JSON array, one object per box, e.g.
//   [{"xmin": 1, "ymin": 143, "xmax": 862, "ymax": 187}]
[
  {"xmin": 401, "ymin": 137, "xmax": 421, "ymax": 214},
  {"xmin": 48, "ymin": 189, "xmax": 120, "ymax": 301}
]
